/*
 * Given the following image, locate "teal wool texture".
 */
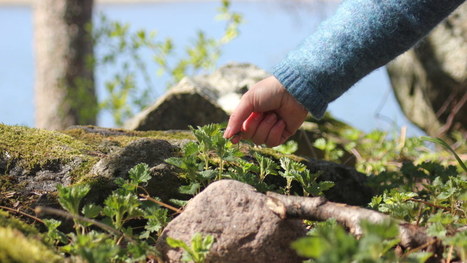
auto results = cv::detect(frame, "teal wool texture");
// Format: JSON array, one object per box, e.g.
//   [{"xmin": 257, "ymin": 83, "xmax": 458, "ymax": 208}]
[{"xmin": 273, "ymin": 0, "xmax": 465, "ymax": 119}]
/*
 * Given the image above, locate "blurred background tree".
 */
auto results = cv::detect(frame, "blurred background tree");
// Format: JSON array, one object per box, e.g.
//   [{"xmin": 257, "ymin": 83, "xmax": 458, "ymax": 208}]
[
  {"xmin": 34, "ymin": 0, "xmax": 97, "ymax": 130},
  {"xmin": 386, "ymin": 4, "xmax": 466, "ymax": 139},
  {"xmin": 33, "ymin": 0, "xmax": 241, "ymax": 129}
]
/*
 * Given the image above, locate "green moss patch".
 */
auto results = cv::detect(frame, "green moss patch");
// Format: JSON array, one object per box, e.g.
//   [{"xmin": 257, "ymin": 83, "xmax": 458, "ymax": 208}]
[
  {"xmin": 0, "ymin": 210, "xmax": 62, "ymax": 263},
  {"xmin": 0, "ymin": 210, "xmax": 40, "ymax": 236},
  {"xmin": 63, "ymin": 126, "xmax": 194, "ymax": 148},
  {"xmin": 0, "ymin": 124, "xmax": 92, "ymax": 171},
  {"xmin": 0, "ymin": 227, "xmax": 62, "ymax": 263}
]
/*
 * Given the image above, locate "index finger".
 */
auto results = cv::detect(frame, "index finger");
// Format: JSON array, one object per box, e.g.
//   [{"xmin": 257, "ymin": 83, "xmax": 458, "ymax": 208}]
[{"xmin": 223, "ymin": 96, "xmax": 254, "ymax": 139}]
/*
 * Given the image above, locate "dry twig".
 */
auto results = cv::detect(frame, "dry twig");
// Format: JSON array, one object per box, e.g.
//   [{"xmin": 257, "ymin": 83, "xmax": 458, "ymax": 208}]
[{"xmin": 266, "ymin": 192, "xmax": 438, "ymax": 249}]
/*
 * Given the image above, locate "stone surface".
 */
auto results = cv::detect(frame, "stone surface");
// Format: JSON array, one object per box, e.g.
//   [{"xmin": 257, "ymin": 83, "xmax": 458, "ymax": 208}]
[
  {"xmin": 124, "ymin": 78, "xmax": 228, "ymax": 131},
  {"xmin": 156, "ymin": 180, "xmax": 306, "ymax": 263},
  {"xmin": 124, "ymin": 63, "xmax": 269, "ymax": 131},
  {"xmin": 191, "ymin": 63, "xmax": 269, "ymax": 113},
  {"xmin": 0, "ymin": 125, "xmax": 191, "ymax": 208},
  {"xmin": 304, "ymin": 158, "xmax": 373, "ymax": 206},
  {"xmin": 90, "ymin": 138, "xmax": 175, "ymax": 179}
]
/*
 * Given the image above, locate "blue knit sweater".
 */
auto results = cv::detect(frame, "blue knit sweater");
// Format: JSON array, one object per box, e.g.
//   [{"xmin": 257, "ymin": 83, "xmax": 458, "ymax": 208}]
[{"xmin": 273, "ymin": 0, "xmax": 465, "ymax": 119}]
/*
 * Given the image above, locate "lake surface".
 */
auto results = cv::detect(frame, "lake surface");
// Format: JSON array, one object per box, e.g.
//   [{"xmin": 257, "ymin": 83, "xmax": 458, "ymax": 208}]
[{"xmin": 0, "ymin": 1, "xmax": 424, "ymax": 136}]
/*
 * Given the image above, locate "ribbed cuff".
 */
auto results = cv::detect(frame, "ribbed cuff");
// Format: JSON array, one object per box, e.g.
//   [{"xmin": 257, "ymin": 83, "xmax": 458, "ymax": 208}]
[{"xmin": 273, "ymin": 63, "xmax": 328, "ymax": 119}]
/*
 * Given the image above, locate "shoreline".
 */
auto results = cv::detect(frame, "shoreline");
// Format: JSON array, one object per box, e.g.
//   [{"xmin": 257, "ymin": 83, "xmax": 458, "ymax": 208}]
[{"xmin": 0, "ymin": 0, "xmax": 259, "ymax": 6}]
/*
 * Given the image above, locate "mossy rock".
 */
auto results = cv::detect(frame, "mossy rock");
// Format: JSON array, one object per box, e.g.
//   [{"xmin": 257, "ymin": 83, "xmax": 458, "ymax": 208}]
[
  {"xmin": 1, "ymin": 122, "xmax": 372, "ymax": 215},
  {"xmin": 0, "ymin": 124, "xmax": 193, "ymax": 209}
]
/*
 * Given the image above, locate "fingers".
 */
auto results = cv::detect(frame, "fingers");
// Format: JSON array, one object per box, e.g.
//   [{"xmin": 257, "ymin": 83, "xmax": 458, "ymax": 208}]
[
  {"xmin": 241, "ymin": 112, "xmax": 263, "ymax": 139},
  {"xmin": 250, "ymin": 112, "xmax": 277, "ymax": 145},
  {"xmin": 223, "ymin": 94, "xmax": 254, "ymax": 140},
  {"xmin": 265, "ymin": 119, "xmax": 286, "ymax": 147},
  {"xmin": 241, "ymin": 112, "xmax": 288, "ymax": 147},
  {"xmin": 224, "ymin": 75, "xmax": 307, "ymax": 147}
]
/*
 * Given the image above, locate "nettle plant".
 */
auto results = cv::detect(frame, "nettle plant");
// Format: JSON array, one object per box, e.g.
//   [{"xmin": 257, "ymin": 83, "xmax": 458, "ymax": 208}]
[
  {"xmin": 38, "ymin": 124, "xmax": 465, "ymax": 262},
  {"xmin": 165, "ymin": 123, "xmax": 334, "ymax": 197},
  {"xmin": 45, "ymin": 163, "xmax": 166, "ymax": 262},
  {"xmin": 39, "ymin": 124, "xmax": 333, "ymax": 262},
  {"xmin": 300, "ymin": 128, "xmax": 466, "ymax": 262},
  {"xmin": 166, "ymin": 233, "xmax": 215, "ymax": 263}
]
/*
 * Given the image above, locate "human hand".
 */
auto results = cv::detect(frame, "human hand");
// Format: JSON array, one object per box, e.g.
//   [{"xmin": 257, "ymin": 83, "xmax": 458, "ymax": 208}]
[{"xmin": 223, "ymin": 76, "xmax": 308, "ymax": 147}]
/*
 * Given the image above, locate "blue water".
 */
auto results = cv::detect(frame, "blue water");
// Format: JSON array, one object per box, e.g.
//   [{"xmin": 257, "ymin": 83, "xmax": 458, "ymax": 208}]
[{"xmin": 0, "ymin": 1, "xmax": 424, "ymax": 136}]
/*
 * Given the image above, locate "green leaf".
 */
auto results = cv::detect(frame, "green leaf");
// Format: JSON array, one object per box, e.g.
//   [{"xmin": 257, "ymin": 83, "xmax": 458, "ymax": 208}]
[
  {"xmin": 128, "ymin": 163, "xmax": 151, "ymax": 184},
  {"xmin": 179, "ymin": 182, "xmax": 201, "ymax": 195},
  {"xmin": 43, "ymin": 219, "xmax": 68, "ymax": 245},
  {"xmin": 166, "ymin": 237, "xmax": 189, "ymax": 250},
  {"xmin": 103, "ymin": 193, "xmax": 143, "ymax": 230},
  {"xmin": 57, "ymin": 184, "xmax": 91, "ymax": 215},
  {"xmin": 82, "ymin": 203, "xmax": 102, "ymax": 219},
  {"xmin": 313, "ymin": 138, "xmax": 327, "ymax": 150},
  {"xmin": 317, "ymin": 181, "xmax": 335, "ymax": 192},
  {"xmin": 291, "ymin": 236, "xmax": 325, "ymax": 258},
  {"xmin": 292, "ymin": 220, "xmax": 358, "ymax": 263},
  {"xmin": 140, "ymin": 206, "xmax": 169, "ymax": 238},
  {"xmin": 273, "ymin": 140, "xmax": 298, "ymax": 154}
]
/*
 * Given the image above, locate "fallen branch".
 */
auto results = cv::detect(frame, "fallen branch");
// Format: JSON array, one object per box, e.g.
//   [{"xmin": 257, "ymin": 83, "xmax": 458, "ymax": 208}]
[
  {"xmin": 0, "ymin": 205, "xmax": 45, "ymax": 224},
  {"xmin": 266, "ymin": 192, "xmax": 437, "ymax": 250}
]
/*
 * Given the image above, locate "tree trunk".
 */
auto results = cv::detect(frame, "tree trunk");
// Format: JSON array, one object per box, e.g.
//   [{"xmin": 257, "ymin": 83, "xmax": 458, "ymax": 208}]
[
  {"xmin": 386, "ymin": 5, "xmax": 467, "ymax": 138},
  {"xmin": 34, "ymin": 0, "xmax": 96, "ymax": 130}
]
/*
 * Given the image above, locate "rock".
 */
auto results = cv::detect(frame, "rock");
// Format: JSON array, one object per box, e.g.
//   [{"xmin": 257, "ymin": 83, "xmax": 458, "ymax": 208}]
[
  {"xmin": 124, "ymin": 78, "xmax": 228, "ymax": 131},
  {"xmin": 8, "ymin": 157, "xmax": 79, "ymax": 193},
  {"xmin": 156, "ymin": 180, "xmax": 306, "ymax": 263},
  {"xmin": 124, "ymin": 63, "xmax": 269, "ymax": 131},
  {"xmin": 90, "ymin": 138, "xmax": 175, "ymax": 179},
  {"xmin": 0, "ymin": 125, "xmax": 191, "ymax": 208},
  {"xmin": 191, "ymin": 63, "xmax": 269, "ymax": 113},
  {"xmin": 304, "ymin": 159, "xmax": 373, "ymax": 206}
]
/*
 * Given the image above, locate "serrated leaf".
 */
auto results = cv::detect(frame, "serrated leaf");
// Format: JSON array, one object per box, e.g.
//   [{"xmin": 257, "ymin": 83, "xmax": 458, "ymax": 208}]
[
  {"xmin": 82, "ymin": 203, "xmax": 102, "ymax": 219},
  {"xmin": 318, "ymin": 181, "xmax": 335, "ymax": 192},
  {"xmin": 128, "ymin": 163, "xmax": 151, "ymax": 184},
  {"xmin": 57, "ymin": 184, "xmax": 91, "ymax": 215}
]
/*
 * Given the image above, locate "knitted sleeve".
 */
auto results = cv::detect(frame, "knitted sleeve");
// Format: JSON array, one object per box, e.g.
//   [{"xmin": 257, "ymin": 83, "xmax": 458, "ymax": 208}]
[{"xmin": 273, "ymin": 0, "xmax": 465, "ymax": 119}]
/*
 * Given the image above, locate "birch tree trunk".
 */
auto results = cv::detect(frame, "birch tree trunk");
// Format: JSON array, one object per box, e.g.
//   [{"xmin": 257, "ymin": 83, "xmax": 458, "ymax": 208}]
[
  {"xmin": 386, "ymin": 5, "xmax": 466, "ymax": 138},
  {"xmin": 34, "ymin": 0, "xmax": 96, "ymax": 130}
]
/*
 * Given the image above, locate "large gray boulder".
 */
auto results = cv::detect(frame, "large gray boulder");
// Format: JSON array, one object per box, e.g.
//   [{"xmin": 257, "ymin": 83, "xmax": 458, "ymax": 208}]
[
  {"xmin": 124, "ymin": 63, "xmax": 269, "ymax": 131},
  {"xmin": 156, "ymin": 180, "xmax": 306, "ymax": 263}
]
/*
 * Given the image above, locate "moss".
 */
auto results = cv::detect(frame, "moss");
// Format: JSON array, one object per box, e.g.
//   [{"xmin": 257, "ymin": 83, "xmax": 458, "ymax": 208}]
[
  {"xmin": 0, "ymin": 211, "xmax": 62, "ymax": 263},
  {"xmin": 0, "ymin": 125, "xmax": 195, "ymax": 183},
  {"xmin": 0, "ymin": 210, "xmax": 40, "ymax": 236},
  {"xmin": 134, "ymin": 129, "xmax": 195, "ymax": 141},
  {"xmin": 0, "ymin": 124, "xmax": 92, "ymax": 171},
  {"xmin": 0, "ymin": 227, "xmax": 62, "ymax": 263},
  {"xmin": 63, "ymin": 126, "xmax": 194, "ymax": 148}
]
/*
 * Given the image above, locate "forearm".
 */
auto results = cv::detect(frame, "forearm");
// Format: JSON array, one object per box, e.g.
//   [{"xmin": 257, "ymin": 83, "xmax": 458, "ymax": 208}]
[{"xmin": 273, "ymin": 0, "xmax": 465, "ymax": 118}]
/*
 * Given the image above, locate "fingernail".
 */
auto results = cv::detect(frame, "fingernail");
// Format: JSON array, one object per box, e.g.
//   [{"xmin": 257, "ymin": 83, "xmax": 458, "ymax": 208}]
[{"xmin": 250, "ymin": 112, "xmax": 262, "ymax": 120}]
